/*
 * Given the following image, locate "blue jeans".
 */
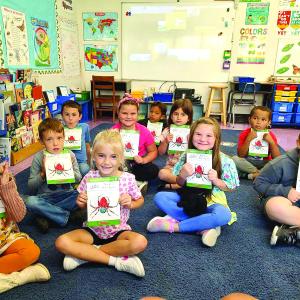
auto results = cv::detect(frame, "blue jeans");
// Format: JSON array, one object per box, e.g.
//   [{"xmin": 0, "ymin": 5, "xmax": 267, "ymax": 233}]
[
  {"xmin": 154, "ymin": 191, "xmax": 231, "ymax": 232},
  {"xmin": 24, "ymin": 190, "xmax": 79, "ymax": 226},
  {"xmin": 78, "ymin": 162, "xmax": 90, "ymax": 177}
]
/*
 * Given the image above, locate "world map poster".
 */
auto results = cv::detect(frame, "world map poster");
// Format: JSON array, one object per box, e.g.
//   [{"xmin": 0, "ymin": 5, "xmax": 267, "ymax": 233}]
[
  {"xmin": 84, "ymin": 44, "xmax": 118, "ymax": 71},
  {"xmin": 83, "ymin": 12, "xmax": 118, "ymax": 41}
]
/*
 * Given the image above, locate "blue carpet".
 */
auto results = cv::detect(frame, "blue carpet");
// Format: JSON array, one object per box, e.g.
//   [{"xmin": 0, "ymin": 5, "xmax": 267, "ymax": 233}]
[{"xmin": 9, "ymin": 124, "xmax": 300, "ymax": 300}]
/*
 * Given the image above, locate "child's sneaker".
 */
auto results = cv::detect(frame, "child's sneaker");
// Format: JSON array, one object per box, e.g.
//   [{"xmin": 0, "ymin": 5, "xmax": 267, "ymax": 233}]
[
  {"xmin": 270, "ymin": 224, "xmax": 299, "ymax": 246},
  {"xmin": 115, "ymin": 256, "xmax": 145, "ymax": 277},
  {"xmin": 201, "ymin": 226, "xmax": 221, "ymax": 247},
  {"xmin": 147, "ymin": 216, "xmax": 178, "ymax": 233},
  {"xmin": 137, "ymin": 181, "xmax": 148, "ymax": 197}
]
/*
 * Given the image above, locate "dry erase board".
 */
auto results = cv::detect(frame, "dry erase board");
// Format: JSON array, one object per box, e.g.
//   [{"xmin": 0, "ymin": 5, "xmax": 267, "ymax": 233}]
[{"xmin": 121, "ymin": 1, "xmax": 235, "ymax": 82}]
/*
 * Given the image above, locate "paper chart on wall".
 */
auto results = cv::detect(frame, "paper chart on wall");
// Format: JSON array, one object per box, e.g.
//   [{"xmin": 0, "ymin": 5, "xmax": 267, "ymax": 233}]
[
  {"xmin": 61, "ymin": 27, "xmax": 80, "ymax": 76},
  {"xmin": 1, "ymin": 6, "xmax": 29, "ymax": 66},
  {"xmin": 274, "ymin": 38, "xmax": 300, "ymax": 76}
]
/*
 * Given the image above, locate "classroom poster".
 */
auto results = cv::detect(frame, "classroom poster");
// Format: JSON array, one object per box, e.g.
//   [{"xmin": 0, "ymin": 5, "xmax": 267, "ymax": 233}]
[
  {"xmin": 236, "ymin": 36, "xmax": 266, "ymax": 64},
  {"xmin": 84, "ymin": 45, "xmax": 118, "ymax": 71},
  {"xmin": 83, "ymin": 12, "xmax": 118, "ymax": 41},
  {"xmin": 31, "ymin": 18, "xmax": 51, "ymax": 67},
  {"xmin": 245, "ymin": 3, "xmax": 270, "ymax": 25},
  {"xmin": 87, "ymin": 177, "xmax": 120, "ymax": 227},
  {"xmin": 0, "ymin": 25, "xmax": 4, "ymax": 68},
  {"xmin": 1, "ymin": 7, "xmax": 29, "ymax": 66},
  {"xmin": 274, "ymin": 38, "xmax": 300, "ymax": 76},
  {"xmin": 280, "ymin": 0, "xmax": 300, "ymax": 7}
]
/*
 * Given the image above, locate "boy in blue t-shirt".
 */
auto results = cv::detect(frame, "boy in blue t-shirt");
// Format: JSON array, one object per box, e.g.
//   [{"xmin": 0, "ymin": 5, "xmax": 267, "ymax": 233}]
[{"xmin": 61, "ymin": 101, "xmax": 91, "ymax": 176}]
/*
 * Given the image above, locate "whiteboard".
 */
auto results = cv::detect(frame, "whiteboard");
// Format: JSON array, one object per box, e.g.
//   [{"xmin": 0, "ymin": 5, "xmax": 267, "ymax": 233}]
[{"xmin": 121, "ymin": 2, "xmax": 235, "ymax": 82}]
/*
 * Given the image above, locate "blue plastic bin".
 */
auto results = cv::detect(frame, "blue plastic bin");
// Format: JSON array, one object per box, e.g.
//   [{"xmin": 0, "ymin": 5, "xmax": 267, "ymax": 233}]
[
  {"xmin": 47, "ymin": 101, "xmax": 61, "ymax": 114},
  {"xmin": 295, "ymin": 113, "xmax": 300, "ymax": 124},
  {"xmin": 272, "ymin": 112, "xmax": 293, "ymax": 123},
  {"xmin": 56, "ymin": 94, "xmax": 76, "ymax": 105},
  {"xmin": 153, "ymin": 93, "xmax": 173, "ymax": 103},
  {"xmin": 272, "ymin": 102, "xmax": 294, "ymax": 113}
]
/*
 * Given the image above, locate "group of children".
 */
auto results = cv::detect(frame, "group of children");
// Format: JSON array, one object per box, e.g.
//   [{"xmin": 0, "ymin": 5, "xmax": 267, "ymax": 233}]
[{"xmin": 0, "ymin": 94, "xmax": 299, "ymax": 294}]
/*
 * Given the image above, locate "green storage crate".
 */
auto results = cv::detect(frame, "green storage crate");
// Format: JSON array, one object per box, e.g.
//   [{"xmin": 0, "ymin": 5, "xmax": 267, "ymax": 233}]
[{"xmin": 72, "ymin": 91, "xmax": 90, "ymax": 101}]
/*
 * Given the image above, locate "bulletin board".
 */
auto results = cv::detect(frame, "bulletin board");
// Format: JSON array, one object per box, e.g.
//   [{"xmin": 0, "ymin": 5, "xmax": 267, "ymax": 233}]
[
  {"xmin": 121, "ymin": 1, "xmax": 235, "ymax": 82},
  {"xmin": 0, "ymin": 0, "xmax": 61, "ymax": 73}
]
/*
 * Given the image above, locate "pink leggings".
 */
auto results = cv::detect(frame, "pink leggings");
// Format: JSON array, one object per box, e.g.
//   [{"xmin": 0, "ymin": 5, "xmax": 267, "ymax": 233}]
[{"xmin": 0, "ymin": 238, "xmax": 40, "ymax": 274}]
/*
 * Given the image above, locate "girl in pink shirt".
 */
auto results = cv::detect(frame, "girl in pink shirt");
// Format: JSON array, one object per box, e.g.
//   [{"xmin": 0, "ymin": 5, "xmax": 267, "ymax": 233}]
[
  {"xmin": 112, "ymin": 94, "xmax": 159, "ymax": 185},
  {"xmin": 55, "ymin": 130, "xmax": 147, "ymax": 277}
]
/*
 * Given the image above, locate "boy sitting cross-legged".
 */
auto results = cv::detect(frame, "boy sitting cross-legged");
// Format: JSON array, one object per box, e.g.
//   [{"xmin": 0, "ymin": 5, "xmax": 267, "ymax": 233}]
[
  {"xmin": 61, "ymin": 100, "xmax": 91, "ymax": 177},
  {"xmin": 25, "ymin": 118, "xmax": 82, "ymax": 233}
]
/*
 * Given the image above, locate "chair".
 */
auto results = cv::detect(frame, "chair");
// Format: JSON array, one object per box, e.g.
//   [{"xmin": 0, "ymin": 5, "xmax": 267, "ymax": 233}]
[
  {"xmin": 205, "ymin": 84, "xmax": 228, "ymax": 125},
  {"xmin": 228, "ymin": 82, "xmax": 256, "ymax": 127},
  {"xmin": 91, "ymin": 76, "xmax": 120, "ymax": 122}
]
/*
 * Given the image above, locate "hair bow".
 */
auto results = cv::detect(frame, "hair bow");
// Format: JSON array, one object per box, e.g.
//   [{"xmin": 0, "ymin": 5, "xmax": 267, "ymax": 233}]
[{"xmin": 118, "ymin": 93, "xmax": 143, "ymax": 109}]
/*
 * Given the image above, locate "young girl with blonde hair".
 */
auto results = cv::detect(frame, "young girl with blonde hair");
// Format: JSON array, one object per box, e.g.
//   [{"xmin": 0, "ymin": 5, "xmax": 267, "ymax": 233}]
[{"xmin": 55, "ymin": 130, "xmax": 147, "ymax": 277}]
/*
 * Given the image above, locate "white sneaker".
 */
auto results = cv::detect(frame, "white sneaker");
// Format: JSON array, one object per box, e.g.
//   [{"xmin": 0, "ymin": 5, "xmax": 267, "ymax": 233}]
[
  {"xmin": 115, "ymin": 255, "xmax": 145, "ymax": 277},
  {"xmin": 201, "ymin": 226, "xmax": 221, "ymax": 247},
  {"xmin": 137, "ymin": 181, "xmax": 148, "ymax": 197},
  {"xmin": 63, "ymin": 255, "xmax": 88, "ymax": 271}
]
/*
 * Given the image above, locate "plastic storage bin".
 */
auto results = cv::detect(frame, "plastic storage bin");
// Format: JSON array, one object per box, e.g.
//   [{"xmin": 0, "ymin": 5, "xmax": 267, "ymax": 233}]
[
  {"xmin": 274, "ymin": 95, "xmax": 296, "ymax": 102},
  {"xmin": 294, "ymin": 113, "xmax": 300, "ymax": 124},
  {"xmin": 72, "ymin": 91, "xmax": 90, "ymax": 101},
  {"xmin": 275, "ymin": 90, "xmax": 297, "ymax": 97},
  {"xmin": 56, "ymin": 94, "xmax": 76, "ymax": 105},
  {"xmin": 153, "ymin": 93, "xmax": 173, "ymax": 103},
  {"xmin": 131, "ymin": 91, "xmax": 144, "ymax": 100},
  {"xmin": 272, "ymin": 112, "xmax": 293, "ymax": 123},
  {"xmin": 47, "ymin": 101, "xmax": 61, "ymax": 115},
  {"xmin": 276, "ymin": 84, "xmax": 298, "ymax": 91},
  {"xmin": 272, "ymin": 102, "xmax": 294, "ymax": 113}
]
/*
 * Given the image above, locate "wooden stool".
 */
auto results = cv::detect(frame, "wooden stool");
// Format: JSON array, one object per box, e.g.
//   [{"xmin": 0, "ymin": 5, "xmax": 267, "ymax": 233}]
[{"xmin": 205, "ymin": 84, "xmax": 228, "ymax": 125}]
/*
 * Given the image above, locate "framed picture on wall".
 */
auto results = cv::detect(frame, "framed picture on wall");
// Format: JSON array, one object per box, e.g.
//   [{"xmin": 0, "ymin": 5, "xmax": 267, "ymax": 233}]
[{"xmin": 82, "ymin": 12, "xmax": 118, "ymax": 41}]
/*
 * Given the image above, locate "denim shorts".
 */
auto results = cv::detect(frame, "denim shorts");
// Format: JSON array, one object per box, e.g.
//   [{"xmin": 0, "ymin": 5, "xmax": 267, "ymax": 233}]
[{"xmin": 83, "ymin": 227, "xmax": 127, "ymax": 246}]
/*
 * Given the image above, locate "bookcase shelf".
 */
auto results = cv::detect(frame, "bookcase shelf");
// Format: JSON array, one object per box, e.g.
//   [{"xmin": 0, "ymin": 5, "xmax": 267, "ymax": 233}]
[{"xmin": 11, "ymin": 141, "xmax": 44, "ymax": 166}]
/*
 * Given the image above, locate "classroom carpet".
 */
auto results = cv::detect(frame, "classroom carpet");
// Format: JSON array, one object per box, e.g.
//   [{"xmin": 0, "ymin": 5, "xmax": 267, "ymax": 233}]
[{"xmin": 10, "ymin": 124, "xmax": 299, "ymax": 300}]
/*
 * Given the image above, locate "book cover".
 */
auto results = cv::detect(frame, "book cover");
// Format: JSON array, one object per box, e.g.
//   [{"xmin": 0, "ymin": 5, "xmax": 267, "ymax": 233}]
[
  {"xmin": 32, "ymin": 120, "xmax": 41, "ymax": 142},
  {"xmin": 86, "ymin": 177, "xmax": 120, "ymax": 227},
  {"xmin": 186, "ymin": 149, "xmax": 212, "ymax": 189},
  {"xmin": 147, "ymin": 121, "xmax": 163, "ymax": 145},
  {"xmin": 45, "ymin": 150, "xmax": 75, "ymax": 184},
  {"xmin": 120, "ymin": 129, "xmax": 139, "ymax": 160},
  {"xmin": 15, "ymin": 88, "xmax": 24, "ymax": 103},
  {"xmin": 0, "ymin": 137, "xmax": 11, "ymax": 166},
  {"xmin": 168, "ymin": 125, "xmax": 190, "ymax": 154},
  {"xmin": 64, "ymin": 127, "xmax": 82, "ymax": 150},
  {"xmin": 30, "ymin": 110, "xmax": 40, "ymax": 125},
  {"xmin": 11, "ymin": 136, "xmax": 22, "ymax": 152},
  {"xmin": 14, "ymin": 110, "xmax": 24, "ymax": 127},
  {"xmin": 22, "ymin": 110, "xmax": 32, "ymax": 127},
  {"xmin": 0, "ymin": 199, "xmax": 6, "ymax": 219},
  {"xmin": 22, "ymin": 82, "xmax": 34, "ymax": 99},
  {"xmin": 248, "ymin": 130, "xmax": 269, "ymax": 158},
  {"xmin": 20, "ymin": 130, "xmax": 33, "ymax": 148},
  {"xmin": 57, "ymin": 86, "xmax": 69, "ymax": 96},
  {"xmin": 32, "ymin": 99, "xmax": 44, "ymax": 111},
  {"xmin": 43, "ymin": 90, "xmax": 56, "ymax": 103},
  {"xmin": 15, "ymin": 125, "xmax": 27, "ymax": 136}
]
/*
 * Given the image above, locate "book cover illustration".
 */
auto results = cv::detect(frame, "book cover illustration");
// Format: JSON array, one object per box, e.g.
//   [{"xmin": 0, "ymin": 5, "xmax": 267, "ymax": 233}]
[
  {"xmin": 11, "ymin": 136, "xmax": 22, "ymax": 152},
  {"xmin": 44, "ymin": 90, "xmax": 56, "ymax": 103},
  {"xmin": 87, "ymin": 177, "xmax": 120, "ymax": 227},
  {"xmin": 186, "ymin": 149, "xmax": 212, "ymax": 189},
  {"xmin": 0, "ymin": 199, "xmax": 6, "ymax": 219},
  {"xmin": 120, "ymin": 129, "xmax": 139, "ymax": 159},
  {"xmin": 15, "ymin": 88, "xmax": 24, "ymax": 103},
  {"xmin": 22, "ymin": 82, "xmax": 34, "ymax": 99},
  {"xmin": 30, "ymin": 110, "xmax": 40, "ymax": 125},
  {"xmin": 0, "ymin": 138, "xmax": 11, "ymax": 166},
  {"xmin": 168, "ymin": 125, "xmax": 190, "ymax": 154},
  {"xmin": 20, "ymin": 99, "xmax": 33, "ymax": 111},
  {"xmin": 22, "ymin": 110, "xmax": 32, "ymax": 127},
  {"xmin": 57, "ymin": 86, "xmax": 69, "ymax": 96},
  {"xmin": 32, "ymin": 120, "xmax": 41, "ymax": 142},
  {"xmin": 45, "ymin": 150, "xmax": 75, "ymax": 184},
  {"xmin": 64, "ymin": 127, "xmax": 82, "ymax": 150},
  {"xmin": 147, "ymin": 121, "xmax": 163, "ymax": 145},
  {"xmin": 248, "ymin": 130, "xmax": 269, "ymax": 157},
  {"xmin": 20, "ymin": 130, "xmax": 33, "ymax": 148}
]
